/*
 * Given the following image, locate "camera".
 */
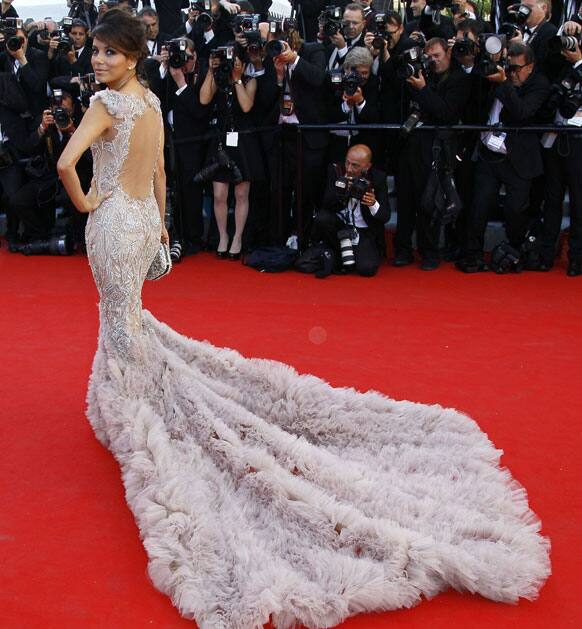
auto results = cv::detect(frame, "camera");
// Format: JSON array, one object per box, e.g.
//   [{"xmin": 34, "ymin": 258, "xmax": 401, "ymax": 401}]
[
  {"xmin": 193, "ymin": 150, "xmax": 242, "ymax": 185},
  {"xmin": 211, "ymin": 45, "xmax": 235, "ymax": 90},
  {"xmin": 547, "ymin": 65, "xmax": 582, "ymax": 120},
  {"xmin": 478, "ymin": 34, "xmax": 507, "ymax": 77},
  {"xmin": 337, "ymin": 228, "xmax": 357, "ymax": 267},
  {"xmin": 79, "ymin": 72, "xmax": 98, "ymax": 108},
  {"xmin": 452, "ymin": 34, "xmax": 477, "ymax": 58},
  {"xmin": 191, "ymin": 1, "xmax": 213, "ymax": 30},
  {"xmin": 231, "ymin": 13, "xmax": 260, "ymax": 34},
  {"xmin": 319, "ymin": 6, "xmax": 343, "ymax": 38},
  {"xmin": 342, "ymin": 69, "xmax": 364, "ymax": 96},
  {"xmin": 396, "ymin": 46, "xmax": 429, "ymax": 80},
  {"xmin": 51, "ymin": 89, "xmax": 71, "ymax": 129},
  {"xmin": 372, "ymin": 13, "xmax": 391, "ymax": 50},
  {"xmin": 269, "ymin": 18, "xmax": 296, "ymax": 34},
  {"xmin": 0, "ymin": 17, "xmax": 24, "ymax": 52},
  {"xmin": 506, "ymin": 3, "xmax": 532, "ymax": 26},
  {"xmin": 334, "ymin": 174, "xmax": 370, "ymax": 202},
  {"xmin": 165, "ymin": 38, "xmax": 189, "ymax": 68},
  {"xmin": 400, "ymin": 102, "xmax": 422, "ymax": 136},
  {"xmin": 548, "ymin": 33, "xmax": 582, "ymax": 54},
  {"xmin": 498, "ymin": 22, "xmax": 520, "ymax": 39},
  {"xmin": 51, "ymin": 28, "xmax": 73, "ymax": 53},
  {"xmin": 21, "ymin": 234, "xmax": 74, "ymax": 256},
  {"xmin": 265, "ymin": 39, "xmax": 285, "ymax": 57}
]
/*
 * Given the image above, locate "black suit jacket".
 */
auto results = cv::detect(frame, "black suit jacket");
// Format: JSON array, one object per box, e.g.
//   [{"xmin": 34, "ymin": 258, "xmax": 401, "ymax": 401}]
[
  {"xmin": 379, "ymin": 35, "xmax": 416, "ymax": 124},
  {"xmin": 263, "ymin": 42, "xmax": 329, "ymax": 150},
  {"xmin": 325, "ymin": 33, "xmax": 367, "ymax": 70},
  {"xmin": 405, "ymin": 13, "xmax": 455, "ymax": 40},
  {"xmin": 322, "ymin": 164, "xmax": 390, "ymax": 248},
  {"xmin": 50, "ymin": 46, "xmax": 93, "ymax": 80},
  {"xmin": 0, "ymin": 47, "xmax": 49, "ymax": 116},
  {"xmin": 527, "ymin": 20, "xmax": 563, "ymax": 78},
  {"xmin": 480, "ymin": 71, "xmax": 551, "ymax": 178}
]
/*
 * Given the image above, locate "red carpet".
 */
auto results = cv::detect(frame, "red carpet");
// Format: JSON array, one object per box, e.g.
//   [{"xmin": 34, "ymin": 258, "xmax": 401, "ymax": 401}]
[{"xmin": 1, "ymin": 246, "xmax": 580, "ymax": 628}]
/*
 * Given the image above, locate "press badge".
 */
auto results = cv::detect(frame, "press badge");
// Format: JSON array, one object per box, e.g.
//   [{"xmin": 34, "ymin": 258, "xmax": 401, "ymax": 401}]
[
  {"xmin": 486, "ymin": 131, "xmax": 507, "ymax": 152},
  {"xmin": 226, "ymin": 132, "xmax": 239, "ymax": 147}
]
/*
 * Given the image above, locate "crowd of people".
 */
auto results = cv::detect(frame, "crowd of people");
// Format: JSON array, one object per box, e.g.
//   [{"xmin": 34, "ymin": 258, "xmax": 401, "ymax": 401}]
[{"xmin": 0, "ymin": 0, "xmax": 582, "ymax": 276}]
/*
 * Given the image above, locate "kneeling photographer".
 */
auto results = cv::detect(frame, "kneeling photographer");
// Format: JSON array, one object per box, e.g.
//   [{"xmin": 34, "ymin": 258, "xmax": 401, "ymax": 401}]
[
  {"xmin": 310, "ymin": 144, "xmax": 389, "ymax": 277},
  {"xmin": 458, "ymin": 42, "xmax": 551, "ymax": 273},
  {"xmin": 9, "ymin": 88, "xmax": 91, "ymax": 254}
]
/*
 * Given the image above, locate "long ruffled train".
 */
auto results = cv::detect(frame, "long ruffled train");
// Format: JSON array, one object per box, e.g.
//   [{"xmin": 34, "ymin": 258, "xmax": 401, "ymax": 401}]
[{"xmin": 86, "ymin": 309, "xmax": 550, "ymax": 629}]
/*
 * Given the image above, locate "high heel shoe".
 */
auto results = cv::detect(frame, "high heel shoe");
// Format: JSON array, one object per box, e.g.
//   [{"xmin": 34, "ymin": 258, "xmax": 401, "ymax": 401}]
[
  {"xmin": 216, "ymin": 249, "xmax": 228, "ymax": 259},
  {"xmin": 228, "ymin": 251, "xmax": 241, "ymax": 261}
]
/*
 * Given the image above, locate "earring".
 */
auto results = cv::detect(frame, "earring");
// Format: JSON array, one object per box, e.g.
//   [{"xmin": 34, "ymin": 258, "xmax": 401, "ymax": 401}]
[{"xmin": 128, "ymin": 65, "xmax": 135, "ymax": 70}]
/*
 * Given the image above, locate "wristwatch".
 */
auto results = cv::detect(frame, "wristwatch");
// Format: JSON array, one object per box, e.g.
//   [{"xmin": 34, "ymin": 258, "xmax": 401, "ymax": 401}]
[{"xmin": 234, "ymin": 79, "xmax": 243, "ymax": 85}]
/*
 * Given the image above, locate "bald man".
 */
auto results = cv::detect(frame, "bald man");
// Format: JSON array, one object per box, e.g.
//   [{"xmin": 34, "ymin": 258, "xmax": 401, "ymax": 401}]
[{"xmin": 310, "ymin": 144, "xmax": 390, "ymax": 277}]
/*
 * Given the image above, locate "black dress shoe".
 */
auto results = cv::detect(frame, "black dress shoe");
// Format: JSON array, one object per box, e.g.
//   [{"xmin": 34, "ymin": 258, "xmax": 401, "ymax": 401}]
[
  {"xmin": 455, "ymin": 257, "xmax": 489, "ymax": 273},
  {"xmin": 393, "ymin": 252, "xmax": 414, "ymax": 267},
  {"xmin": 216, "ymin": 250, "xmax": 228, "ymax": 259},
  {"xmin": 420, "ymin": 258, "xmax": 440, "ymax": 271},
  {"xmin": 567, "ymin": 260, "xmax": 582, "ymax": 277}
]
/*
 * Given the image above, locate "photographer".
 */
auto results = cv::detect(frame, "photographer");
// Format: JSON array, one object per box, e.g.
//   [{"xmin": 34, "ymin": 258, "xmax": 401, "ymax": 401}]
[
  {"xmin": 68, "ymin": 0, "xmax": 98, "ymax": 31},
  {"xmin": 141, "ymin": 0, "xmax": 190, "ymax": 36},
  {"xmin": 326, "ymin": 46, "xmax": 379, "ymax": 162},
  {"xmin": 458, "ymin": 43, "xmax": 551, "ymax": 272},
  {"xmin": 325, "ymin": 3, "xmax": 367, "ymax": 70},
  {"xmin": 199, "ymin": 46, "xmax": 263, "ymax": 258},
  {"xmin": 395, "ymin": 37, "xmax": 471, "ymax": 269},
  {"xmin": 158, "ymin": 37, "xmax": 210, "ymax": 255},
  {"xmin": 0, "ymin": 23, "xmax": 49, "ymax": 116},
  {"xmin": 48, "ymin": 18, "xmax": 92, "ymax": 79},
  {"xmin": 1, "ymin": 0, "xmax": 18, "ymax": 20},
  {"xmin": 537, "ymin": 40, "xmax": 582, "ymax": 276},
  {"xmin": 310, "ymin": 143, "xmax": 389, "ymax": 276},
  {"xmin": 178, "ymin": 1, "xmax": 233, "ymax": 60},
  {"xmin": 9, "ymin": 91, "xmax": 91, "ymax": 250},
  {"xmin": 405, "ymin": 0, "xmax": 456, "ymax": 41},
  {"xmin": 0, "ymin": 71, "xmax": 29, "ymax": 247}
]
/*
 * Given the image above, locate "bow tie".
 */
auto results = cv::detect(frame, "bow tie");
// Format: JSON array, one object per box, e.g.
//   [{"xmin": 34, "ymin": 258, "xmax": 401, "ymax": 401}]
[{"xmin": 524, "ymin": 26, "xmax": 533, "ymax": 35}]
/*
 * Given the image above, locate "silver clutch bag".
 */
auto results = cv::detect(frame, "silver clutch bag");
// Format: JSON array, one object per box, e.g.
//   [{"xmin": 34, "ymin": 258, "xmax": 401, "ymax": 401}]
[{"xmin": 147, "ymin": 242, "xmax": 172, "ymax": 281}]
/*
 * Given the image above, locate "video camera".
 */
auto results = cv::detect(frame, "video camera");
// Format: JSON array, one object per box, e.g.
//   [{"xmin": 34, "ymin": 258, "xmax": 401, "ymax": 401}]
[
  {"xmin": 0, "ymin": 17, "xmax": 24, "ymax": 53},
  {"xmin": 329, "ymin": 68, "xmax": 365, "ymax": 96},
  {"xmin": 371, "ymin": 13, "xmax": 391, "ymax": 50},
  {"xmin": 478, "ymin": 34, "xmax": 507, "ymax": 77},
  {"xmin": 51, "ymin": 89, "xmax": 72, "ymax": 130},
  {"xmin": 319, "ymin": 6, "xmax": 343, "ymax": 38},
  {"xmin": 164, "ymin": 38, "xmax": 189, "ymax": 68},
  {"xmin": 396, "ymin": 46, "xmax": 429, "ymax": 80}
]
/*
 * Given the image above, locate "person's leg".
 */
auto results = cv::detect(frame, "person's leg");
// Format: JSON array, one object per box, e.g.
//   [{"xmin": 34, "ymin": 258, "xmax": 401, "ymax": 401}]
[
  {"xmin": 310, "ymin": 209, "xmax": 343, "ymax": 256},
  {"xmin": 540, "ymin": 143, "xmax": 567, "ymax": 267},
  {"xmin": 465, "ymin": 157, "xmax": 500, "ymax": 260},
  {"xmin": 355, "ymin": 231, "xmax": 380, "ymax": 277},
  {"xmin": 565, "ymin": 139, "xmax": 582, "ymax": 269},
  {"xmin": 501, "ymin": 168, "xmax": 533, "ymax": 251},
  {"xmin": 231, "ymin": 181, "xmax": 251, "ymax": 255},
  {"xmin": 212, "ymin": 181, "xmax": 230, "ymax": 253}
]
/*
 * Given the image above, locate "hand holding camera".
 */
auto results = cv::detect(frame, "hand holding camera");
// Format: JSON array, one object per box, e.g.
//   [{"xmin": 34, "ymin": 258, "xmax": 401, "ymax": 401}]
[
  {"xmin": 361, "ymin": 189, "xmax": 376, "ymax": 207},
  {"xmin": 330, "ymin": 30, "xmax": 346, "ymax": 50},
  {"xmin": 563, "ymin": 21, "xmax": 582, "ymax": 36},
  {"xmin": 274, "ymin": 40, "xmax": 297, "ymax": 65},
  {"xmin": 231, "ymin": 57, "xmax": 244, "ymax": 82},
  {"xmin": 486, "ymin": 65, "xmax": 507, "ymax": 83},
  {"xmin": 407, "ymin": 72, "xmax": 426, "ymax": 90},
  {"xmin": 343, "ymin": 86, "xmax": 364, "ymax": 107},
  {"xmin": 562, "ymin": 40, "xmax": 582, "ymax": 64}
]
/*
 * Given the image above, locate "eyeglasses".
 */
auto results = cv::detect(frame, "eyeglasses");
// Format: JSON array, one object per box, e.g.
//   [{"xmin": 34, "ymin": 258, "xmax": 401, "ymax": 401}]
[
  {"xmin": 507, "ymin": 62, "xmax": 531, "ymax": 73},
  {"xmin": 342, "ymin": 20, "xmax": 362, "ymax": 27}
]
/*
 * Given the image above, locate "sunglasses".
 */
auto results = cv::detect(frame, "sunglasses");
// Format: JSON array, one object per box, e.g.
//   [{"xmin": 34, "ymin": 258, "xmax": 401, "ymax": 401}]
[{"xmin": 507, "ymin": 62, "xmax": 531, "ymax": 73}]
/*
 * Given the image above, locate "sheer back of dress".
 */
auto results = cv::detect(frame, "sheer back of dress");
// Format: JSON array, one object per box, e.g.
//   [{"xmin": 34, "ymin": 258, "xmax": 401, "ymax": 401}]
[{"xmin": 90, "ymin": 89, "xmax": 162, "ymax": 199}]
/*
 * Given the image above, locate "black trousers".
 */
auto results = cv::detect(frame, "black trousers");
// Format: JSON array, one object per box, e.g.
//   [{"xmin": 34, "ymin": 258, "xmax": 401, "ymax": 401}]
[
  {"xmin": 0, "ymin": 163, "xmax": 25, "ymax": 241},
  {"xmin": 395, "ymin": 138, "xmax": 440, "ymax": 260},
  {"xmin": 272, "ymin": 125, "xmax": 327, "ymax": 245},
  {"xmin": 467, "ymin": 147, "xmax": 533, "ymax": 257},
  {"xmin": 173, "ymin": 142, "xmax": 206, "ymax": 250},
  {"xmin": 9, "ymin": 175, "xmax": 59, "ymax": 241},
  {"xmin": 310, "ymin": 209, "xmax": 381, "ymax": 277},
  {"xmin": 540, "ymin": 135, "xmax": 582, "ymax": 264}
]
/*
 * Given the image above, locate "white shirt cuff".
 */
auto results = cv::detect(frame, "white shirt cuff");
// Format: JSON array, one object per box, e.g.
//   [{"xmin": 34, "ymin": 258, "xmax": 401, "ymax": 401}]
[
  {"xmin": 356, "ymin": 100, "xmax": 366, "ymax": 114},
  {"xmin": 574, "ymin": 60, "xmax": 582, "ymax": 69},
  {"xmin": 369, "ymin": 201, "xmax": 380, "ymax": 215},
  {"xmin": 186, "ymin": 21, "xmax": 193, "ymax": 34},
  {"xmin": 338, "ymin": 46, "xmax": 349, "ymax": 58},
  {"xmin": 159, "ymin": 65, "xmax": 167, "ymax": 79},
  {"xmin": 288, "ymin": 55, "xmax": 300, "ymax": 73},
  {"xmin": 175, "ymin": 84, "xmax": 188, "ymax": 96}
]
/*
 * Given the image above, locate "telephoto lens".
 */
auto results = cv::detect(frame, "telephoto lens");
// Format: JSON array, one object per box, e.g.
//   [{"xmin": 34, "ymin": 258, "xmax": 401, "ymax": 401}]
[
  {"xmin": 170, "ymin": 241, "xmax": 183, "ymax": 263},
  {"xmin": 337, "ymin": 229, "xmax": 356, "ymax": 268}
]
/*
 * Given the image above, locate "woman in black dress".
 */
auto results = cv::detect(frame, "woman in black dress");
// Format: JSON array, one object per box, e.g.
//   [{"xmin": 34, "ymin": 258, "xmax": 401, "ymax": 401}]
[{"xmin": 200, "ymin": 47, "xmax": 263, "ymax": 259}]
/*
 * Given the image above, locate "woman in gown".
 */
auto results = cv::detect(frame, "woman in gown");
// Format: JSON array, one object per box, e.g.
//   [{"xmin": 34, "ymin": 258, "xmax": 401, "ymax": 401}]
[{"xmin": 57, "ymin": 9, "xmax": 551, "ymax": 629}]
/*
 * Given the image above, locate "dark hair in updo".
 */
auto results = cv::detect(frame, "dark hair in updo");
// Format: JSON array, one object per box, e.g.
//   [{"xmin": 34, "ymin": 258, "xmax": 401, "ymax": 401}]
[{"xmin": 92, "ymin": 8, "xmax": 149, "ymax": 79}]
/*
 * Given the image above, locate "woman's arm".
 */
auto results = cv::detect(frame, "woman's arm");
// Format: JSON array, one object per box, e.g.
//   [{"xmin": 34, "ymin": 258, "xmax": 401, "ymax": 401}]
[
  {"xmin": 199, "ymin": 62, "xmax": 217, "ymax": 105},
  {"xmin": 57, "ymin": 99, "xmax": 111, "ymax": 213},
  {"xmin": 154, "ymin": 123, "xmax": 166, "ymax": 226},
  {"xmin": 234, "ymin": 77, "xmax": 256, "ymax": 113}
]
